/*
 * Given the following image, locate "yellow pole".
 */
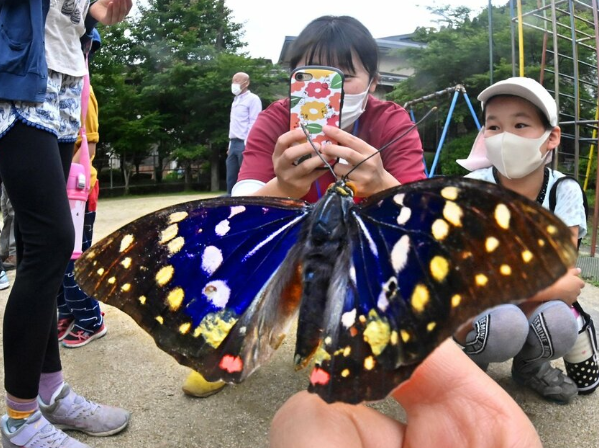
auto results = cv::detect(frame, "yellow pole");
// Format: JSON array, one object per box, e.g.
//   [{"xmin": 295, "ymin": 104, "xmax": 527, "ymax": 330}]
[
  {"xmin": 517, "ymin": 0, "xmax": 525, "ymax": 76},
  {"xmin": 583, "ymin": 104, "xmax": 599, "ymax": 190}
]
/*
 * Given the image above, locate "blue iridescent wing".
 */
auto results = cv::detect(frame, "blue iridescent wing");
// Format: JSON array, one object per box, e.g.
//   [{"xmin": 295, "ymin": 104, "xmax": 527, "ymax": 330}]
[
  {"xmin": 75, "ymin": 196, "xmax": 311, "ymax": 382},
  {"xmin": 307, "ymin": 177, "xmax": 577, "ymax": 403}
]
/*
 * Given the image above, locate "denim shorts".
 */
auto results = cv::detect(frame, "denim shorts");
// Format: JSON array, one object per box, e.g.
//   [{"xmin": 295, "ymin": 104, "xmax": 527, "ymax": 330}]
[{"xmin": 0, "ymin": 69, "xmax": 83, "ymax": 143}]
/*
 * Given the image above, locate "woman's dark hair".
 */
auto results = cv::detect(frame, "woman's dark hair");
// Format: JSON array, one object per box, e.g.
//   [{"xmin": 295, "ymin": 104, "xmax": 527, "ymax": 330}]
[
  {"xmin": 483, "ymin": 95, "xmax": 553, "ymax": 130},
  {"xmin": 288, "ymin": 16, "xmax": 379, "ymax": 81}
]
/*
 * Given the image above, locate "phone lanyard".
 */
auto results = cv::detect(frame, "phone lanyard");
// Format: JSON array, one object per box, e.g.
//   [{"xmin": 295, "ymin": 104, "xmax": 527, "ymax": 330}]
[{"xmin": 314, "ymin": 120, "xmax": 360, "ymax": 199}]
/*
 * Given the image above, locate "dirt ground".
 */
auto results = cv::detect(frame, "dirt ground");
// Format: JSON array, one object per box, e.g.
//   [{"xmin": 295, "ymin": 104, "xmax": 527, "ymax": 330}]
[{"xmin": 0, "ymin": 192, "xmax": 597, "ymax": 447}]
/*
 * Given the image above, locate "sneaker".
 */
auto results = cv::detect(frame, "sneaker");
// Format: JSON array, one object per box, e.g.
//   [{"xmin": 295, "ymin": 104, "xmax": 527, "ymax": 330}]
[
  {"xmin": 1, "ymin": 410, "xmax": 90, "ymax": 447},
  {"xmin": 3, "ymin": 255, "xmax": 16, "ymax": 271},
  {"xmin": 39, "ymin": 383, "xmax": 130, "ymax": 437},
  {"xmin": 512, "ymin": 361, "xmax": 578, "ymax": 404},
  {"xmin": 61, "ymin": 324, "xmax": 107, "ymax": 349},
  {"xmin": 182, "ymin": 370, "xmax": 227, "ymax": 398},
  {"xmin": 0, "ymin": 271, "xmax": 9, "ymax": 291},
  {"xmin": 57, "ymin": 318, "xmax": 75, "ymax": 342}
]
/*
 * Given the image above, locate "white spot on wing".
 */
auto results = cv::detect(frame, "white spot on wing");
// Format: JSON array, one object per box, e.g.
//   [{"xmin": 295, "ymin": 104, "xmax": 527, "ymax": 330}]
[
  {"xmin": 341, "ymin": 309, "xmax": 357, "ymax": 328},
  {"xmin": 202, "ymin": 246, "xmax": 223, "ymax": 275},
  {"xmin": 355, "ymin": 216, "xmax": 378, "ymax": 257},
  {"xmin": 202, "ymin": 280, "xmax": 231, "ymax": 308},
  {"xmin": 396, "ymin": 207, "xmax": 412, "ymax": 225},
  {"xmin": 377, "ymin": 291, "xmax": 389, "ymax": 312},
  {"xmin": 229, "ymin": 206, "xmax": 246, "ymax": 218},
  {"xmin": 391, "ymin": 235, "xmax": 410, "ymax": 272},
  {"xmin": 215, "ymin": 220, "xmax": 230, "ymax": 236}
]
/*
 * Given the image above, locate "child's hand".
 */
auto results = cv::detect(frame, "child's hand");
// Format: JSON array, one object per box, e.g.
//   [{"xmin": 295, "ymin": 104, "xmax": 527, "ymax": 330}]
[
  {"xmin": 90, "ymin": 0, "xmax": 133, "ymax": 25},
  {"xmin": 553, "ymin": 267, "xmax": 585, "ymax": 305}
]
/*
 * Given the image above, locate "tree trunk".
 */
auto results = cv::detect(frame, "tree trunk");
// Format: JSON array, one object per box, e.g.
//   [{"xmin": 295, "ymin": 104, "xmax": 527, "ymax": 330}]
[{"xmin": 209, "ymin": 141, "xmax": 220, "ymax": 192}]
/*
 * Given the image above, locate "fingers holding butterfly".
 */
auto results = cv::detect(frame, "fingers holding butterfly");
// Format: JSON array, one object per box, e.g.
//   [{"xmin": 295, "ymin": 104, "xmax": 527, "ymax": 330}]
[{"xmin": 321, "ymin": 125, "xmax": 399, "ymax": 197}]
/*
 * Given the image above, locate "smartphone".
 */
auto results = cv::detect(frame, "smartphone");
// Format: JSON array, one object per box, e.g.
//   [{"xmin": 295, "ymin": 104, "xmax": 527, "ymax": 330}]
[{"xmin": 289, "ymin": 66, "xmax": 344, "ymax": 165}]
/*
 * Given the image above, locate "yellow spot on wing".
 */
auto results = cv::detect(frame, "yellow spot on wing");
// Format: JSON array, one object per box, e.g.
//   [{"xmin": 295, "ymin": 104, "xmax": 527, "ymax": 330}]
[
  {"xmin": 363, "ymin": 310, "xmax": 391, "ymax": 356},
  {"xmin": 441, "ymin": 186, "xmax": 459, "ymax": 201},
  {"xmin": 193, "ymin": 310, "xmax": 238, "ymax": 348},
  {"xmin": 343, "ymin": 346, "xmax": 351, "ymax": 357},
  {"xmin": 314, "ymin": 346, "xmax": 331, "ymax": 363},
  {"xmin": 427, "ymin": 322, "xmax": 437, "ymax": 332},
  {"xmin": 430, "ymin": 256, "xmax": 449, "ymax": 282},
  {"xmin": 547, "ymin": 225, "xmax": 557, "ymax": 235},
  {"xmin": 522, "ymin": 251, "xmax": 533, "ymax": 263},
  {"xmin": 120, "ymin": 234, "xmax": 134, "ymax": 252},
  {"xmin": 139, "ymin": 296, "xmax": 147, "ymax": 305},
  {"xmin": 500, "ymin": 265, "xmax": 512, "ymax": 276},
  {"xmin": 400, "ymin": 330, "xmax": 411, "ymax": 343},
  {"xmin": 443, "ymin": 201, "xmax": 463, "ymax": 227},
  {"xmin": 364, "ymin": 356, "xmax": 375, "ymax": 370},
  {"xmin": 166, "ymin": 287, "xmax": 184, "ymax": 311},
  {"xmin": 121, "ymin": 258, "xmax": 132, "ymax": 269},
  {"xmin": 341, "ymin": 369, "xmax": 350, "ymax": 378},
  {"xmin": 108, "ymin": 277, "xmax": 116, "ymax": 284},
  {"xmin": 121, "ymin": 283, "xmax": 131, "ymax": 292},
  {"xmin": 390, "ymin": 331, "xmax": 398, "ymax": 345},
  {"xmin": 432, "ymin": 219, "xmax": 450, "ymax": 241},
  {"xmin": 475, "ymin": 274, "xmax": 488, "ymax": 286},
  {"xmin": 451, "ymin": 295, "xmax": 462, "ymax": 308},
  {"xmin": 179, "ymin": 322, "xmax": 191, "ymax": 334},
  {"xmin": 160, "ymin": 224, "xmax": 178, "ymax": 244},
  {"xmin": 495, "ymin": 204, "xmax": 510, "ymax": 230},
  {"xmin": 168, "ymin": 237, "xmax": 184, "ymax": 254},
  {"xmin": 168, "ymin": 211, "xmax": 188, "ymax": 224},
  {"xmin": 485, "ymin": 237, "xmax": 499, "ymax": 253},
  {"xmin": 156, "ymin": 266, "xmax": 174, "ymax": 286},
  {"xmin": 156, "ymin": 316, "xmax": 164, "ymax": 324},
  {"xmin": 97, "ymin": 268, "xmax": 105, "ymax": 276},
  {"xmin": 411, "ymin": 284, "xmax": 429, "ymax": 313}
]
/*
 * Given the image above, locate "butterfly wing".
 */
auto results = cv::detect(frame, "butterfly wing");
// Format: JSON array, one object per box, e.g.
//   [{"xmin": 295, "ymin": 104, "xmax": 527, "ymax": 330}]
[
  {"xmin": 307, "ymin": 176, "xmax": 578, "ymax": 403},
  {"xmin": 75, "ymin": 196, "xmax": 311, "ymax": 382}
]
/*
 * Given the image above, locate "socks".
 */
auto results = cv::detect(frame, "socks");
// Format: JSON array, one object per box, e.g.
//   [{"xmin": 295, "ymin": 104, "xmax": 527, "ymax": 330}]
[
  {"xmin": 38, "ymin": 371, "xmax": 65, "ymax": 405},
  {"xmin": 5, "ymin": 396, "xmax": 37, "ymax": 432}
]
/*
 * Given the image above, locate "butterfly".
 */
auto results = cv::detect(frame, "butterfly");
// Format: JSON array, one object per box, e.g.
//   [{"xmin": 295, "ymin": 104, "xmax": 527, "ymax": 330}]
[{"xmin": 74, "ymin": 175, "xmax": 577, "ymax": 404}]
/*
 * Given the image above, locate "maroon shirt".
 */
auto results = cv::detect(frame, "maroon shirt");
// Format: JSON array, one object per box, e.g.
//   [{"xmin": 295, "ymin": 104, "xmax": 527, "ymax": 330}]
[{"xmin": 238, "ymin": 95, "xmax": 426, "ymax": 202}]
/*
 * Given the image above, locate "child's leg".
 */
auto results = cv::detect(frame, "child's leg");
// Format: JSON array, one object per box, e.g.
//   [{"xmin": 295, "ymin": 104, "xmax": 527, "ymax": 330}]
[
  {"xmin": 456, "ymin": 304, "xmax": 529, "ymax": 369},
  {"xmin": 512, "ymin": 300, "xmax": 578, "ymax": 403}
]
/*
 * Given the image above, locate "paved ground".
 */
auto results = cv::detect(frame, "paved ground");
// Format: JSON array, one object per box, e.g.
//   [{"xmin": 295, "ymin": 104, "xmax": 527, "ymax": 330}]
[{"xmin": 0, "ymin": 192, "xmax": 597, "ymax": 448}]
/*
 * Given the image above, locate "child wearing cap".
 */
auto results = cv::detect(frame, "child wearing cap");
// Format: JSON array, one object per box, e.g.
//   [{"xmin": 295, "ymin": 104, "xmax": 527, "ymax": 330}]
[{"xmin": 454, "ymin": 77, "xmax": 587, "ymax": 404}]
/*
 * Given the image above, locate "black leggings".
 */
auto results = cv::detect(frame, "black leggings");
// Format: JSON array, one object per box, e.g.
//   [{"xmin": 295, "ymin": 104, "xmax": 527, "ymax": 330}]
[{"xmin": 0, "ymin": 122, "xmax": 75, "ymax": 399}]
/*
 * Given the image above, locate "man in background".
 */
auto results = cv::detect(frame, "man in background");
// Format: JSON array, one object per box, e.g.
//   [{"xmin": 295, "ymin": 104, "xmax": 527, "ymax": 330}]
[{"xmin": 226, "ymin": 72, "xmax": 261, "ymax": 195}]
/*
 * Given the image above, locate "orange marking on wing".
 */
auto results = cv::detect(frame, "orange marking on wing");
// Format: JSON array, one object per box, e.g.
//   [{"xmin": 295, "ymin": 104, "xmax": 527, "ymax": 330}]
[
  {"xmin": 219, "ymin": 355, "xmax": 244, "ymax": 373},
  {"xmin": 310, "ymin": 367, "xmax": 331, "ymax": 386},
  {"xmin": 281, "ymin": 264, "xmax": 303, "ymax": 314},
  {"xmin": 349, "ymin": 327, "xmax": 358, "ymax": 337}
]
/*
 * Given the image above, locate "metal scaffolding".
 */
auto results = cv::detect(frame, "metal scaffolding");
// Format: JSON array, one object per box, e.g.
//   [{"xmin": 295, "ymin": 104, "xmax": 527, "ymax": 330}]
[{"xmin": 510, "ymin": 0, "xmax": 599, "ymax": 255}]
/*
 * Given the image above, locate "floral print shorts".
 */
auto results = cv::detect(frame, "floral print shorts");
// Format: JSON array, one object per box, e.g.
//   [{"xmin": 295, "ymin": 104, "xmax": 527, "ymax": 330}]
[{"xmin": 0, "ymin": 69, "xmax": 83, "ymax": 143}]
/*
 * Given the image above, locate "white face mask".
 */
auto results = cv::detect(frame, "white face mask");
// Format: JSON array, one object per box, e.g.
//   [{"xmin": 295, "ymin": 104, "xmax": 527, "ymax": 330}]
[
  {"xmin": 340, "ymin": 81, "xmax": 372, "ymax": 129},
  {"xmin": 231, "ymin": 83, "xmax": 243, "ymax": 95},
  {"xmin": 484, "ymin": 130, "xmax": 552, "ymax": 179}
]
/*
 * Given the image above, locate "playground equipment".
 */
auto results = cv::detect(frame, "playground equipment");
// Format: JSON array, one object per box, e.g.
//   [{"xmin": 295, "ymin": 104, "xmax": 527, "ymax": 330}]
[
  {"xmin": 508, "ymin": 0, "xmax": 599, "ymax": 255},
  {"xmin": 404, "ymin": 85, "xmax": 481, "ymax": 178}
]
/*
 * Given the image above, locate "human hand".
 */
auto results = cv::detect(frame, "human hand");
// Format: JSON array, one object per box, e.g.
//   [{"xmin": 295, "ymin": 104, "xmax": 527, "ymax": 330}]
[
  {"xmin": 90, "ymin": 0, "xmax": 133, "ymax": 25},
  {"xmin": 319, "ymin": 125, "xmax": 399, "ymax": 197},
  {"xmin": 549, "ymin": 267, "xmax": 585, "ymax": 306},
  {"xmin": 270, "ymin": 339, "xmax": 541, "ymax": 448},
  {"xmin": 271, "ymin": 128, "xmax": 328, "ymax": 198}
]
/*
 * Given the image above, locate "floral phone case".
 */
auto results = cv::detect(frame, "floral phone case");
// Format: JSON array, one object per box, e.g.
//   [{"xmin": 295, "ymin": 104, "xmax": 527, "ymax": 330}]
[{"xmin": 289, "ymin": 66, "xmax": 344, "ymax": 163}]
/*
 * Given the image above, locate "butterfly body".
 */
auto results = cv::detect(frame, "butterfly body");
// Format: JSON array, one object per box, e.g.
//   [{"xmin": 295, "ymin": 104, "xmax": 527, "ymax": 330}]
[{"xmin": 75, "ymin": 177, "xmax": 577, "ymax": 404}]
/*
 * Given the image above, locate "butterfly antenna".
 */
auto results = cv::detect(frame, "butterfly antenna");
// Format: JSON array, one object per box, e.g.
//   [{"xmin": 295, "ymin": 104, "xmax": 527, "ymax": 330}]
[
  {"xmin": 300, "ymin": 123, "xmax": 336, "ymax": 178},
  {"xmin": 343, "ymin": 107, "xmax": 437, "ymax": 181}
]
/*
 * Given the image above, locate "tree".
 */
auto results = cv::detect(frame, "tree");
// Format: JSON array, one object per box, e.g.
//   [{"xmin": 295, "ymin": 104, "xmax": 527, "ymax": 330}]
[{"xmin": 91, "ymin": 0, "xmax": 287, "ymax": 194}]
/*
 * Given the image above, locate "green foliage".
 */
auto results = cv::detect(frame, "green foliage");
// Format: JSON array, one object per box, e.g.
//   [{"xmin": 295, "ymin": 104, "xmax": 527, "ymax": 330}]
[
  {"xmin": 438, "ymin": 132, "xmax": 477, "ymax": 176},
  {"xmin": 91, "ymin": 0, "xmax": 287, "ymax": 193}
]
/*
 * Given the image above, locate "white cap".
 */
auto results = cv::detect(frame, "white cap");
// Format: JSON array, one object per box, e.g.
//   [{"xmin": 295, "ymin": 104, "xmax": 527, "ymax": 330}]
[{"xmin": 478, "ymin": 77, "xmax": 558, "ymax": 126}]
